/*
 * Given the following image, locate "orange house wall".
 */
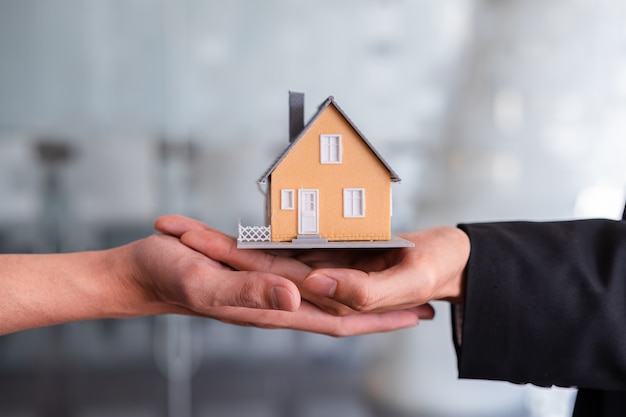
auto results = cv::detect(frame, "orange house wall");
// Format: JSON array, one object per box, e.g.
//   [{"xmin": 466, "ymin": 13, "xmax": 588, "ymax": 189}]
[{"xmin": 269, "ymin": 105, "xmax": 392, "ymax": 242}]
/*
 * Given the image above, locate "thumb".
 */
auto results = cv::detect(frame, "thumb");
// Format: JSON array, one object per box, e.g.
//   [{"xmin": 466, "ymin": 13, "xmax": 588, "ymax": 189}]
[
  {"xmin": 302, "ymin": 268, "xmax": 373, "ymax": 311},
  {"xmin": 267, "ymin": 280, "xmax": 302, "ymax": 312},
  {"xmin": 204, "ymin": 270, "xmax": 302, "ymax": 312},
  {"xmin": 303, "ymin": 264, "xmax": 423, "ymax": 313}
]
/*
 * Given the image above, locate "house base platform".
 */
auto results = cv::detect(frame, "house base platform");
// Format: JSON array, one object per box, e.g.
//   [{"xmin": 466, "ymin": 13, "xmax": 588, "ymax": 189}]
[{"xmin": 237, "ymin": 236, "xmax": 414, "ymax": 249}]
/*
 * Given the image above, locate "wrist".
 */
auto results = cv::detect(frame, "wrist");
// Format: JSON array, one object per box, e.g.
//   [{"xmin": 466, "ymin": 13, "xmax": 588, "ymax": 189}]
[
  {"xmin": 440, "ymin": 227, "xmax": 470, "ymax": 305},
  {"xmin": 103, "ymin": 240, "xmax": 173, "ymax": 319}
]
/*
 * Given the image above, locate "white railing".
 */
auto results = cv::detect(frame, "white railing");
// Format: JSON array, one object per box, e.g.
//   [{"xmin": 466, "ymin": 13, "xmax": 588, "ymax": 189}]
[{"xmin": 238, "ymin": 224, "xmax": 271, "ymax": 242}]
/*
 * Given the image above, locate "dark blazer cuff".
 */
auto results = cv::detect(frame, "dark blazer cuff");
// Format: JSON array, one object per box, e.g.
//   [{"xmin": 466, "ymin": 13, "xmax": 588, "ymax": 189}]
[{"xmin": 450, "ymin": 303, "xmax": 464, "ymax": 360}]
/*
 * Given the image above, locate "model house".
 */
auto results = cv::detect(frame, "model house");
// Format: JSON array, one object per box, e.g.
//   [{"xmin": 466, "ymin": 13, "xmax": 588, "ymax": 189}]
[{"xmin": 238, "ymin": 92, "xmax": 411, "ymax": 248}]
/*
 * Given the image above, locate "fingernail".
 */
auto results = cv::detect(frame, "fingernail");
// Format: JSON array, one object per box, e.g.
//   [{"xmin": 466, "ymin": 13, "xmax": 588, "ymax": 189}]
[
  {"xmin": 271, "ymin": 286, "xmax": 294, "ymax": 311},
  {"xmin": 303, "ymin": 274, "xmax": 337, "ymax": 297}
]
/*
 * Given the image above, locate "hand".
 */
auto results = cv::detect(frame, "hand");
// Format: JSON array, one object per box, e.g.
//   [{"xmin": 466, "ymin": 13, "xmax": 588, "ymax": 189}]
[
  {"xmin": 126, "ymin": 232, "xmax": 300, "ymax": 314},
  {"xmin": 153, "ymin": 215, "xmax": 435, "ymax": 335},
  {"xmin": 295, "ymin": 227, "xmax": 469, "ymax": 313}
]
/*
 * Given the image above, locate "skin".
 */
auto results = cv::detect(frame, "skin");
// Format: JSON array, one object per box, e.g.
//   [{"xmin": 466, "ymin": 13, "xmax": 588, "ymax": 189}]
[
  {"xmin": 0, "ymin": 215, "xmax": 433, "ymax": 336},
  {"xmin": 156, "ymin": 215, "xmax": 455, "ymax": 318},
  {"xmin": 297, "ymin": 227, "xmax": 470, "ymax": 312}
]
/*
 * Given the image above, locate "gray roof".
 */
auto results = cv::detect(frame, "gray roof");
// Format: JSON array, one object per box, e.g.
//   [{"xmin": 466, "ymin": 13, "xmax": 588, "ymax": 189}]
[{"xmin": 258, "ymin": 96, "xmax": 401, "ymax": 184}]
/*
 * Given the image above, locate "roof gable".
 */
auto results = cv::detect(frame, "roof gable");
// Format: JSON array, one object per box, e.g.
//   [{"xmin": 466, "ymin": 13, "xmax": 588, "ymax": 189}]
[{"xmin": 259, "ymin": 96, "xmax": 401, "ymax": 184}]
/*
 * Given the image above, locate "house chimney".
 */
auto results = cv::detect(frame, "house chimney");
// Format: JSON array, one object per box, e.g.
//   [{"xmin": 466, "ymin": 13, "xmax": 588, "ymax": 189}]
[{"xmin": 289, "ymin": 91, "xmax": 305, "ymax": 142}]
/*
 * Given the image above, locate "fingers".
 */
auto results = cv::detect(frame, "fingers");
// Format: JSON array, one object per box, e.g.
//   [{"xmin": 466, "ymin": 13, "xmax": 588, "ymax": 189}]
[
  {"xmin": 414, "ymin": 303, "xmax": 436, "ymax": 320},
  {"xmin": 170, "ymin": 261, "xmax": 302, "ymax": 313},
  {"xmin": 154, "ymin": 220, "xmax": 356, "ymax": 315},
  {"xmin": 179, "ymin": 230, "xmax": 370, "ymax": 316},
  {"xmin": 135, "ymin": 234, "xmax": 301, "ymax": 314},
  {"xmin": 302, "ymin": 263, "xmax": 431, "ymax": 313},
  {"xmin": 152, "ymin": 219, "xmax": 304, "ymax": 311},
  {"xmin": 300, "ymin": 227, "xmax": 470, "ymax": 312},
  {"xmin": 154, "ymin": 214, "xmax": 211, "ymax": 237},
  {"xmin": 203, "ymin": 301, "xmax": 423, "ymax": 337},
  {"xmin": 154, "ymin": 217, "xmax": 446, "ymax": 319},
  {"xmin": 182, "ymin": 230, "xmax": 371, "ymax": 315},
  {"xmin": 303, "ymin": 268, "xmax": 377, "ymax": 311},
  {"xmin": 290, "ymin": 249, "xmax": 362, "ymax": 269},
  {"xmin": 192, "ymin": 269, "xmax": 301, "ymax": 312},
  {"xmin": 180, "ymin": 229, "xmax": 313, "ymax": 284}
]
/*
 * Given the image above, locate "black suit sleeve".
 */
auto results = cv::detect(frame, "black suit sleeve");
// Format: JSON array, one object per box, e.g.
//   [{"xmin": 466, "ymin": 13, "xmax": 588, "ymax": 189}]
[{"xmin": 454, "ymin": 220, "xmax": 626, "ymax": 390}]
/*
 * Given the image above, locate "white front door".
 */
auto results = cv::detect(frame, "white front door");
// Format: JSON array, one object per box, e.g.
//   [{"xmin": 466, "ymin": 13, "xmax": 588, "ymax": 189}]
[{"xmin": 298, "ymin": 189, "xmax": 319, "ymax": 235}]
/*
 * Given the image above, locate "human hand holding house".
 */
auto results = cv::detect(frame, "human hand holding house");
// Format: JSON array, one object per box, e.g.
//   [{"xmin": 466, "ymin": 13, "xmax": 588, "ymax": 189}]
[
  {"xmin": 0, "ymin": 213, "xmax": 427, "ymax": 336},
  {"xmin": 299, "ymin": 227, "xmax": 469, "ymax": 312},
  {"xmin": 155, "ymin": 214, "xmax": 434, "ymax": 336},
  {"xmin": 143, "ymin": 92, "xmax": 439, "ymax": 334}
]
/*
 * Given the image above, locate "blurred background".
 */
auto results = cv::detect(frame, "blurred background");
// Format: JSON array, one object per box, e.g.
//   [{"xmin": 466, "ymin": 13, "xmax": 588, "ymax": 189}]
[{"xmin": 1, "ymin": 0, "xmax": 626, "ymax": 416}]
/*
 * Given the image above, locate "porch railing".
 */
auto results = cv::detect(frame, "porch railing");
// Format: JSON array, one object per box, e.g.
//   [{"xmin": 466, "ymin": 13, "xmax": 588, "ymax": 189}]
[{"xmin": 238, "ymin": 224, "xmax": 271, "ymax": 242}]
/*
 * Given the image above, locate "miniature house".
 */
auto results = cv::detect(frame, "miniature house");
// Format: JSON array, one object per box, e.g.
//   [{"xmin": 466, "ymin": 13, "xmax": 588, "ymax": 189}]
[{"xmin": 238, "ymin": 92, "xmax": 411, "ymax": 248}]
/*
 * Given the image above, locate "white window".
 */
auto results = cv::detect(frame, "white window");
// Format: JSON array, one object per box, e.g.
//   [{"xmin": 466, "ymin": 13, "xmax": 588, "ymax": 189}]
[
  {"xmin": 344, "ymin": 188, "xmax": 365, "ymax": 218},
  {"xmin": 320, "ymin": 134, "xmax": 342, "ymax": 164},
  {"xmin": 281, "ymin": 189, "xmax": 294, "ymax": 210}
]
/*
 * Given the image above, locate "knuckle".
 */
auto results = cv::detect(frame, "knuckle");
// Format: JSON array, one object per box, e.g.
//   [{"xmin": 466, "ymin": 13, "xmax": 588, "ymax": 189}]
[
  {"xmin": 175, "ymin": 261, "xmax": 212, "ymax": 309},
  {"xmin": 349, "ymin": 283, "xmax": 375, "ymax": 312},
  {"xmin": 235, "ymin": 276, "xmax": 263, "ymax": 308},
  {"xmin": 176, "ymin": 277, "xmax": 204, "ymax": 309}
]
